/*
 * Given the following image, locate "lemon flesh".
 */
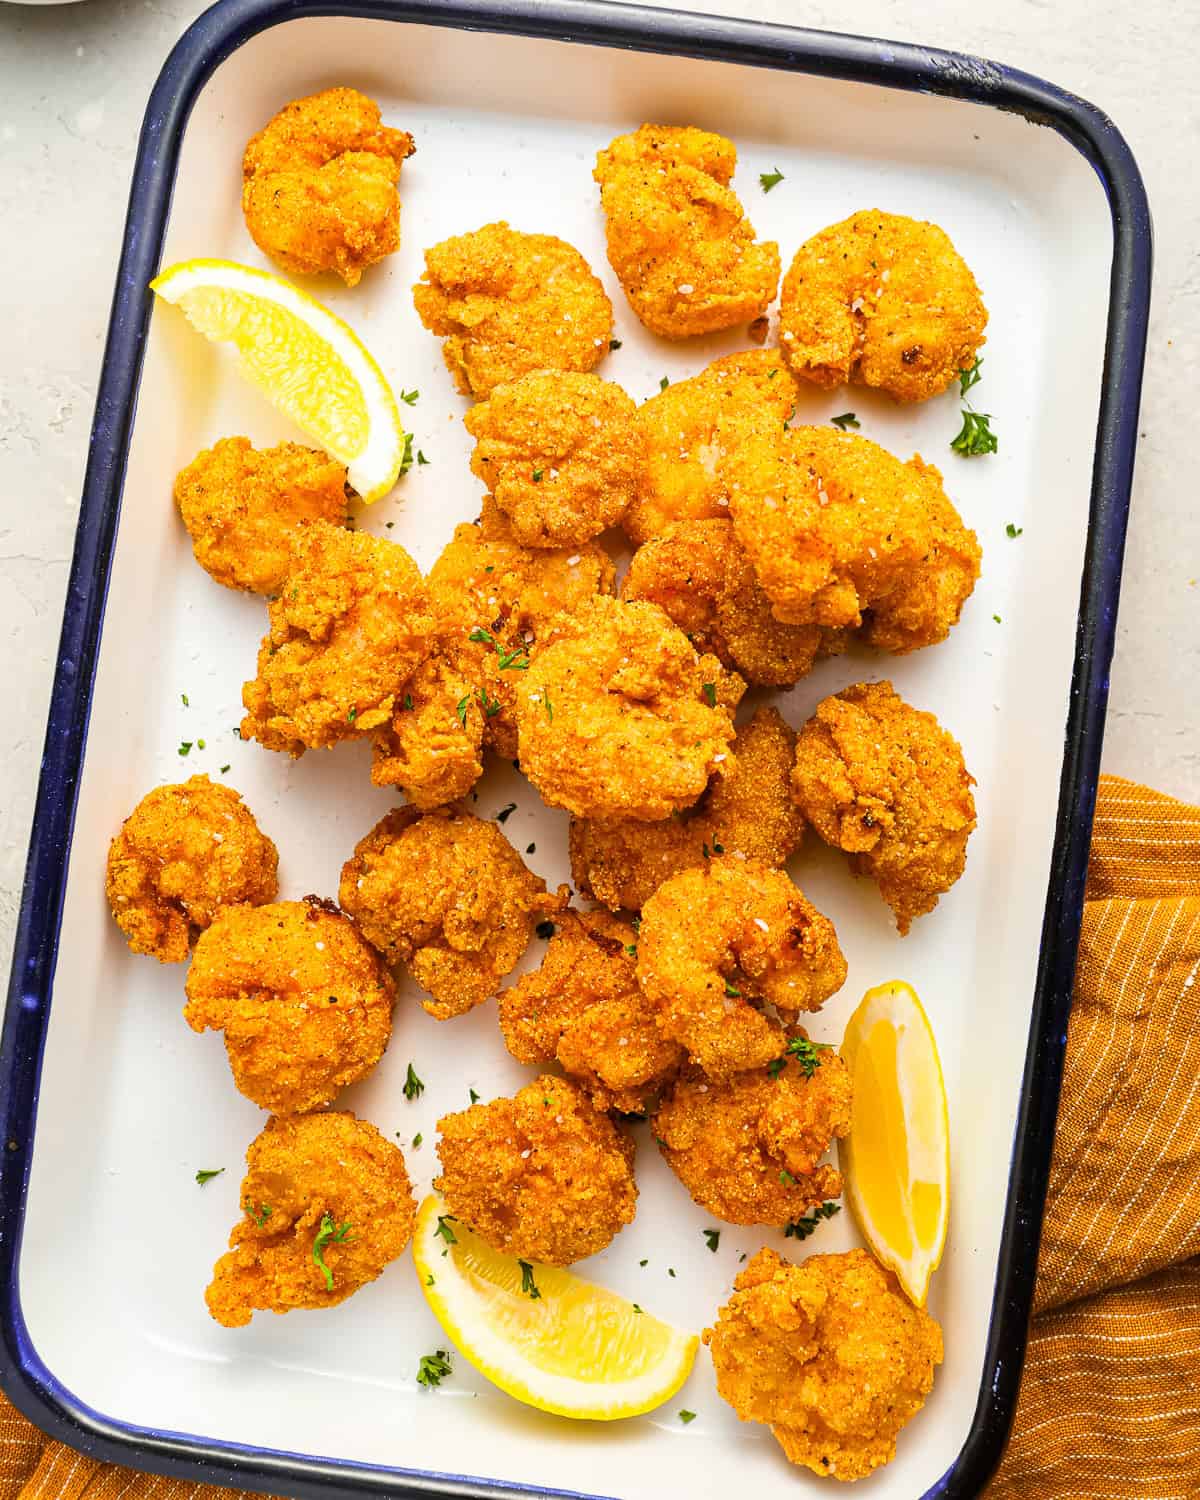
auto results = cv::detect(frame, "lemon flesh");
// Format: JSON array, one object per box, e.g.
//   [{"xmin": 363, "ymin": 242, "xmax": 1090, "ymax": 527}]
[{"xmin": 412, "ymin": 1195, "xmax": 698, "ymax": 1419}]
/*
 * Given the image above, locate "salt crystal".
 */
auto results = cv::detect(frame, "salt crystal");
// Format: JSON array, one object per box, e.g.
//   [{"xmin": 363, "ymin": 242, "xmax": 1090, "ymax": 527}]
[{"xmin": 677, "ymin": 283, "xmax": 694, "ymax": 294}]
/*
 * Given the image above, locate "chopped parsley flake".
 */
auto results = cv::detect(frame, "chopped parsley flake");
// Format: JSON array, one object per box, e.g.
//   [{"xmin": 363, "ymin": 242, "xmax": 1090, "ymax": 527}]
[
  {"xmin": 412, "ymin": 1133, "xmax": 423, "ymax": 1149},
  {"xmin": 219, "ymin": 764, "xmax": 230, "ymax": 774},
  {"xmin": 994, "ymin": 613, "xmax": 1002, "ymax": 623},
  {"xmin": 769, "ymin": 1036, "xmax": 831, "ymax": 1080},
  {"xmin": 639, "ymin": 1259, "xmax": 649, "ymax": 1268},
  {"xmin": 610, "ymin": 338, "xmax": 622, "ymax": 351},
  {"xmin": 180, "ymin": 693, "xmax": 189, "ymax": 706},
  {"xmin": 959, "ymin": 357, "xmax": 983, "ymax": 396},
  {"xmin": 417, "ymin": 1350, "xmax": 452, "ymax": 1389},
  {"xmin": 526, "ymin": 842, "xmax": 536, "ymax": 854},
  {"xmin": 625, "ymin": 943, "xmax": 637, "ymax": 957},
  {"xmin": 495, "ymin": 802, "xmax": 517, "ymax": 823},
  {"xmin": 403, "ymin": 1063, "xmax": 424, "ymax": 1101},
  {"xmin": 1006, "ymin": 523, "xmax": 1023, "ymax": 538},
  {"xmin": 456, "ymin": 694, "xmax": 471, "ymax": 728},
  {"xmin": 532, "ymin": 468, "xmax": 544, "ymax": 483},
  {"xmin": 347, "ymin": 706, "xmax": 358, "ymax": 723},
  {"xmin": 679, "ymin": 1410, "xmax": 697, "ymax": 1425},
  {"xmin": 632, "ymin": 1303, "xmax": 644, "ymax": 1314},
  {"xmin": 312, "ymin": 1213, "xmax": 354, "ymax": 1291},
  {"xmin": 496, "ymin": 645, "xmax": 530, "ymax": 671},
  {"xmin": 417, "ymin": 450, "xmax": 430, "ymax": 466},
  {"xmin": 402, "ymin": 693, "xmax": 414, "ymax": 711},
  {"xmin": 400, "ymin": 389, "xmax": 419, "ymax": 405},
  {"xmin": 701, "ymin": 682, "xmax": 717, "ymax": 707},
  {"xmin": 779, "ymin": 1169, "xmax": 797, "ymax": 1187},
  {"xmin": 178, "ymin": 741, "xmax": 192, "ymax": 756},
  {"xmin": 195, "ymin": 1168, "xmax": 224, "ymax": 1186},
  {"xmin": 518, "ymin": 1260, "xmax": 542, "ymax": 1300},
  {"xmin": 951, "ymin": 409, "xmax": 998, "ymax": 457},
  {"xmin": 724, "ymin": 980, "xmax": 741, "ymax": 998},
  {"xmin": 478, "ymin": 685, "xmax": 503, "ymax": 718},
  {"xmin": 399, "ymin": 432, "xmax": 415, "ymax": 476},
  {"xmin": 246, "ymin": 1201, "xmax": 272, "ymax": 1227},
  {"xmin": 830, "ymin": 412, "xmax": 860, "ymax": 430},
  {"xmin": 703, "ymin": 1228, "xmax": 721, "ymax": 1252},
  {"xmin": 784, "ymin": 1201, "xmax": 841, "ymax": 1240},
  {"xmin": 469, "ymin": 1088, "xmax": 480, "ymax": 1104},
  {"xmin": 759, "ymin": 167, "xmax": 784, "ymax": 192},
  {"xmin": 435, "ymin": 1214, "xmax": 458, "ymax": 1247},
  {"xmin": 659, "ymin": 376, "xmax": 670, "ymax": 391}
]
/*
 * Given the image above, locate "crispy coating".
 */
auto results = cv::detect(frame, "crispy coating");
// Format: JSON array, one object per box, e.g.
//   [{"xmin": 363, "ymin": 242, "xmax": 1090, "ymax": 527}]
[
  {"xmin": 105, "ymin": 775, "xmax": 278, "ymax": 963},
  {"xmin": 570, "ymin": 706, "xmax": 804, "ymax": 912},
  {"xmin": 435, "ymin": 1074, "xmax": 637, "ymax": 1264},
  {"xmin": 637, "ymin": 859, "xmax": 846, "ymax": 1080},
  {"xmin": 241, "ymin": 520, "xmax": 433, "ymax": 755},
  {"xmin": 498, "ymin": 910, "xmax": 683, "ymax": 1114},
  {"xmin": 412, "ymin": 222, "xmax": 612, "ymax": 399},
  {"xmin": 370, "ymin": 651, "xmax": 484, "ymax": 807},
  {"xmin": 779, "ymin": 209, "xmax": 987, "ymax": 403},
  {"xmin": 514, "ymin": 595, "xmax": 742, "ymax": 822},
  {"xmin": 184, "ymin": 897, "xmax": 395, "ymax": 1112},
  {"xmin": 242, "ymin": 87, "xmax": 414, "ymax": 286},
  {"xmin": 464, "ymin": 371, "xmax": 639, "ymax": 548},
  {"xmin": 704, "ymin": 1248, "xmax": 944, "ymax": 1481},
  {"xmin": 428, "ymin": 515, "xmax": 615, "ymax": 759},
  {"xmin": 206, "ymin": 1111, "xmax": 416, "ymax": 1327},
  {"xmin": 623, "ymin": 350, "xmax": 800, "ymax": 546},
  {"xmin": 724, "ymin": 424, "xmax": 981, "ymax": 650},
  {"xmin": 338, "ymin": 806, "xmax": 566, "ymax": 1020},
  {"xmin": 791, "ymin": 680, "xmax": 976, "ymax": 934},
  {"xmin": 654, "ymin": 1042, "xmax": 851, "ymax": 1224},
  {"xmin": 173, "ymin": 437, "xmax": 348, "ymax": 595},
  {"xmin": 593, "ymin": 125, "xmax": 779, "ymax": 339}
]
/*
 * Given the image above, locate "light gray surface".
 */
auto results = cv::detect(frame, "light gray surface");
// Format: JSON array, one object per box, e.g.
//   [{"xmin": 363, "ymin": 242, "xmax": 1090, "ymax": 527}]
[{"xmin": 0, "ymin": 0, "xmax": 1194, "ymax": 983}]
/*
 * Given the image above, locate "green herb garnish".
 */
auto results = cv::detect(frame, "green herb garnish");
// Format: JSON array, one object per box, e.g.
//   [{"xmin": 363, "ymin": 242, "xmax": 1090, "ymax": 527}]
[
  {"xmin": 784, "ymin": 1202, "xmax": 841, "ymax": 1240},
  {"xmin": 312, "ymin": 1212, "xmax": 353, "ymax": 1291},
  {"xmin": 195, "ymin": 1168, "xmax": 224, "ymax": 1186},
  {"xmin": 701, "ymin": 682, "xmax": 717, "ymax": 707},
  {"xmin": 951, "ymin": 409, "xmax": 998, "ymax": 457},
  {"xmin": 830, "ymin": 412, "xmax": 860, "ymax": 430},
  {"xmin": 759, "ymin": 167, "xmax": 784, "ymax": 192},
  {"xmin": 703, "ymin": 1228, "xmax": 720, "ymax": 1253},
  {"xmin": 403, "ymin": 1063, "xmax": 424, "ymax": 1101},
  {"xmin": 679, "ymin": 1410, "xmax": 697, "ymax": 1425},
  {"xmin": 1006, "ymin": 523, "xmax": 1023, "ymax": 538},
  {"xmin": 519, "ymin": 1260, "xmax": 542, "ymax": 1300},
  {"xmin": 417, "ymin": 1350, "xmax": 452, "ymax": 1389}
]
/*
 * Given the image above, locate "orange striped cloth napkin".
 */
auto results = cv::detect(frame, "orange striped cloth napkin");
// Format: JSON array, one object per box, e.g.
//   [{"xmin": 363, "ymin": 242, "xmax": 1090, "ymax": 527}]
[{"xmin": 0, "ymin": 773, "xmax": 1197, "ymax": 1500}]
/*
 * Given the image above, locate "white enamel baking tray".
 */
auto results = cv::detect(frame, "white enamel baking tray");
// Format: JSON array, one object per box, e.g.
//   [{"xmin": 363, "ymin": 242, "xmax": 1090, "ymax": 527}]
[{"xmin": 1, "ymin": 3, "xmax": 1150, "ymax": 1498}]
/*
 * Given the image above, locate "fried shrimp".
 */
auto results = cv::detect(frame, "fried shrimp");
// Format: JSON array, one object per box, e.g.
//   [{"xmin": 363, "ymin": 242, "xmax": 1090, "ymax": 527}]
[
  {"xmin": 636, "ymin": 859, "xmax": 845, "ymax": 1080},
  {"xmin": 240, "ymin": 520, "xmax": 433, "ymax": 755},
  {"xmin": 724, "ymin": 424, "xmax": 981, "ymax": 651},
  {"xmin": 105, "ymin": 775, "xmax": 278, "ymax": 963},
  {"xmin": 514, "ymin": 595, "xmax": 742, "ymax": 822},
  {"xmin": 593, "ymin": 125, "xmax": 779, "ymax": 339},
  {"xmin": 412, "ymin": 222, "xmax": 613, "ymax": 399},
  {"xmin": 622, "ymin": 350, "xmax": 800, "ymax": 547},
  {"xmin": 184, "ymin": 897, "xmax": 395, "ymax": 1113},
  {"xmin": 242, "ymin": 87, "xmax": 415, "ymax": 286},
  {"xmin": 206, "ymin": 1111, "xmax": 416, "ymax": 1327},
  {"xmin": 338, "ymin": 805, "xmax": 566, "ymax": 1020},
  {"xmin": 435, "ymin": 1074, "xmax": 637, "ymax": 1264},
  {"xmin": 498, "ymin": 909, "xmax": 683, "ymax": 1114},
  {"xmin": 779, "ymin": 209, "xmax": 987, "ymax": 403},
  {"xmin": 173, "ymin": 437, "xmax": 349, "ymax": 596},
  {"xmin": 704, "ymin": 1247, "xmax": 944, "ymax": 1481},
  {"xmin": 791, "ymin": 680, "xmax": 976, "ymax": 934},
  {"xmin": 653, "ymin": 1041, "xmax": 851, "ymax": 1224},
  {"xmin": 464, "ymin": 371, "xmax": 639, "ymax": 548},
  {"xmin": 570, "ymin": 706, "xmax": 804, "ymax": 912},
  {"xmin": 369, "ymin": 650, "xmax": 484, "ymax": 807}
]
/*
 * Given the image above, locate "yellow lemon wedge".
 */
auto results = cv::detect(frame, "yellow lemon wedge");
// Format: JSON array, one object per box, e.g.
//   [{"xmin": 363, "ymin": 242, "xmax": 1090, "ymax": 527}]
[
  {"xmin": 838, "ymin": 980, "xmax": 950, "ymax": 1307},
  {"xmin": 412, "ymin": 1194, "xmax": 698, "ymax": 1419},
  {"xmin": 150, "ymin": 259, "xmax": 405, "ymax": 502}
]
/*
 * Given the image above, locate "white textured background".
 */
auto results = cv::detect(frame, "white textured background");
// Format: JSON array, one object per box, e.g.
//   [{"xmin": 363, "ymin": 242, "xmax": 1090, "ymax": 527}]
[{"xmin": 0, "ymin": 0, "xmax": 1195, "ymax": 984}]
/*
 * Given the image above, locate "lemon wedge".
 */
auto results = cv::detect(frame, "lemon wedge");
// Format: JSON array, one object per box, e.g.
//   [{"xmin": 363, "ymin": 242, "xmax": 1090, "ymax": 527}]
[
  {"xmin": 150, "ymin": 259, "xmax": 405, "ymax": 502},
  {"xmin": 838, "ymin": 981, "xmax": 950, "ymax": 1307},
  {"xmin": 412, "ymin": 1194, "xmax": 697, "ymax": 1419}
]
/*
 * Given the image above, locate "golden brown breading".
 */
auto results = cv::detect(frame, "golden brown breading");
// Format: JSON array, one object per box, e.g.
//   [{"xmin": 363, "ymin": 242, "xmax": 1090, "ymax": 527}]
[
  {"xmin": 105, "ymin": 776, "xmax": 278, "ymax": 963},
  {"xmin": 173, "ymin": 437, "xmax": 348, "ymax": 595},
  {"xmin": 779, "ymin": 209, "xmax": 987, "ymax": 403},
  {"xmin": 242, "ymin": 87, "xmax": 414, "ymax": 286},
  {"xmin": 206, "ymin": 1111, "xmax": 415, "ymax": 1328},
  {"xmin": 622, "ymin": 350, "xmax": 800, "ymax": 546},
  {"xmin": 593, "ymin": 125, "xmax": 779, "ymax": 339},
  {"xmin": 791, "ymin": 680, "xmax": 976, "ymax": 934},
  {"xmin": 514, "ymin": 596, "xmax": 742, "ymax": 822},
  {"xmin": 338, "ymin": 805, "xmax": 566, "ymax": 1020},
  {"xmin": 497, "ymin": 909, "xmax": 683, "ymax": 1114},
  {"xmin": 464, "ymin": 371, "xmax": 639, "ymax": 548},
  {"xmin": 637, "ymin": 859, "xmax": 845, "ymax": 1080},
  {"xmin": 412, "ymin": 222, "xmax": 612, "ymax": 400},
  {"xmin": 435, "ymin": 1074, "xmax": 637, "ymax": 1264},
  {"xmin": 240, "ymin": 520, "xmax": 433, "ymax": 755},
  {"xmin": 704, "ymin": 1247, "xmax": 944, "ymax": 1481},
  {"xmin": 369, "ymin": 650, "xmax": 484, "ymax": 807},
  {"xmin": 724, "ymin": 424, "xmax": 981, "ymax": 650},
  {"xmin": 184, "ymin": 897, "xmax": 395, "ymax": 1112},
  {"xmin": 654, "ymin": 1042, "xmax": 850, "ymax": 1225}
]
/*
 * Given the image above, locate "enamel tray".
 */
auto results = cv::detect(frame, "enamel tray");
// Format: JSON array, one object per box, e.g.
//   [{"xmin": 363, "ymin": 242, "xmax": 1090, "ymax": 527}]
[{"xmin": 0, "ymin": 2, "xmax": 1150, "ymax": 1497}]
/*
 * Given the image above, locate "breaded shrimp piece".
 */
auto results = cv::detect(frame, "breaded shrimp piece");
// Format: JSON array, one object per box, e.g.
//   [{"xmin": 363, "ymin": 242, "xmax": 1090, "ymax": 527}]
[
  {"xmin": 338, "ymin": 805, "xmax": 566, "ymax": 1020},
  {"xmin": 206, "ymin": 1111, "xmax": 416, "ymax": 1327},
  {"xmin": 184, "ymin": 897, "xmax": 395, "ymax": 1113},
  {"xmin": 704, "ymin": 1247, "xmax": 944, "ymax": 1481},
  {"xmin": 412, "ymin": 222, "xmax": 612, "ymax": 399},
  {"xmin": 241, "ymin": 520, "xmax": 433, "ymax": 755},
  {"xmin": 515, "ymin": 596, "xmax": 742, "ymax": 822},
  {"xmin": 242, "ymin": 87, "xmax": 414, "ymax": 286},
  {"xmin": 791, "ymin": 680, "xmax": 976, "ymax": 934},
  {"xmin": 623, "ymin": 350, "xmax": 800, "ymax": 546},
  {"xmin": 779, "ymin": 209, "xmax": 987, "ymax": 402},
  {"xmin": 724, "ymin": 424, "xmax": 981, "ymax": 650},
  {"xmin": 570, "ymin": 706, "xmax": 804, "ymax": 912},
  {"xmin": 173, "ymin": 437, "xmax": 349, "ymax": 595},
  {"xmin": 498, "ymin": 909, "xmax": 683, "ymax": 1114},
  {"xmin": 105, "ymin": 775, "xmax": 278, "ymax": 963},
  {"xmin": 623, "ymin": 519, "xmax": 830, "ymax": 687},
  {"xmin": 435, "ymin": 1074, "xmax": 637, "ymax": 1264},
  {"xmin": 464, "ymin": 371, "xmax": 640, "ymax": 548},
  {"xmin": 637, "ymin": 859, "xmax": 845, "ymax": 1080},
  {"xmin": 593, "ymin": 125, "xmax": 779, "ymax": 339},
  {"xmin": 654, "ymin": 1040, "xmax": 851, "ymax": 1224},
  {"xmin": 370, "ymin": 650, "xmax": 484, "ymax": 807}
]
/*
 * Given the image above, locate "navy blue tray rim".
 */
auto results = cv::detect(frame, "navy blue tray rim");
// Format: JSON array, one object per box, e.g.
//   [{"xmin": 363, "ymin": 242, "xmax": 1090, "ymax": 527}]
[{"xmin": 0, "ymin": 0, "xmax": 1151, "ymax": 1496}]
